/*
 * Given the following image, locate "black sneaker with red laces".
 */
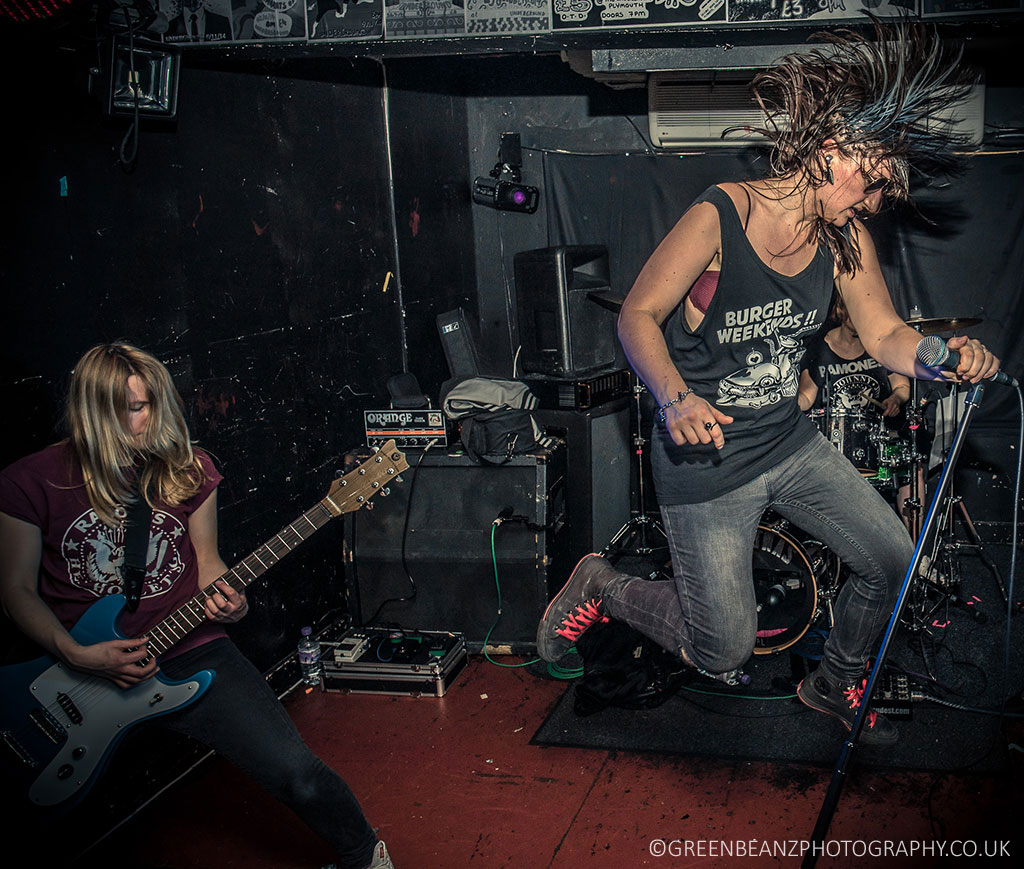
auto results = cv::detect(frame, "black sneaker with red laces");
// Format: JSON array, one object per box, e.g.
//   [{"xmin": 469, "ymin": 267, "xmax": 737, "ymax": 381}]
[
  {"xmin": 536, "ymin": 553, "xmax": 622, "ymax": 663},
  {"xmin": 797, "ymin": 671, "xmax": 898, "ymax": 747}
]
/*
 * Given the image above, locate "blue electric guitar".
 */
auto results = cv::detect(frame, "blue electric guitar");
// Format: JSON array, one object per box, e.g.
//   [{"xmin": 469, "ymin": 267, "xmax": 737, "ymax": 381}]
[{"xmin": 0, "ymin": 442, "xmax": 408, "ymax": 809}]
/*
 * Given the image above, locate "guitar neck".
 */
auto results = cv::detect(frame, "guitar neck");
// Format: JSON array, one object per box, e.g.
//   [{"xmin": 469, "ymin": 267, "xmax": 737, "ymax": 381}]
[{"xmin": 144, "ymin": 497, "xmax": 335, "ymax": 659}]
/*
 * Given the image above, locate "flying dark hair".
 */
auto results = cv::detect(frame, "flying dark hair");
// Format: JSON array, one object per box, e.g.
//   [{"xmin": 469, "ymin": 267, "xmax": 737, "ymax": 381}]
[{"xmin": 742, "ymin": 15, "xmax": 978, "ymax": 275}]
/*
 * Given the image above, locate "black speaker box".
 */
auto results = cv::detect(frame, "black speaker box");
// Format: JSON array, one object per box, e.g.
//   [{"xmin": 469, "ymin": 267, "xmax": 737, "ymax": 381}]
[
  {"xmin": 343, "ymin": 446, "xmax": 569, "ymax": 654},
  {"xmin": 534, "ymin": 397, "xmax": 631, "ymax": 557},
  {"xmin": 514, "ymin": 245, "xmax": 617, "ymax": 377}
]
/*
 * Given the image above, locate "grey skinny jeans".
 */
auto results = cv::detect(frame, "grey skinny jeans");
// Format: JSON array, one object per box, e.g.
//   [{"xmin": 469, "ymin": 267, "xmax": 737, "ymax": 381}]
[{"xmin": 605, "ymin": 434, "xmax": 912, "ymax": 683}]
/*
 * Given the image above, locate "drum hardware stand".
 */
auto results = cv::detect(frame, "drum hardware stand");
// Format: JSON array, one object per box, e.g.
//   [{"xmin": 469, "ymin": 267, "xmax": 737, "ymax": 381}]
[
  {"xmin": 604, "ymin": 376, "xmax": 668, "ymax": 559},
  {"xmin": 912, "ymin": 384, "xmax": 1009, "ymax": 613},
  {"xmin": 899, "ymin": 377, "xmax": 927, "ymax": 540},
  {"xmin": 803, "ymin": 381, "xmax": 987, "ymax": 868}
]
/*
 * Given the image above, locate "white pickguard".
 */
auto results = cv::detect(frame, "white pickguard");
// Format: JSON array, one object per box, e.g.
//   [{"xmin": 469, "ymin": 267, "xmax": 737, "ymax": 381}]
[{"xmin": 27, "ymin": 661, "xmax": 203, "ymax": 806}]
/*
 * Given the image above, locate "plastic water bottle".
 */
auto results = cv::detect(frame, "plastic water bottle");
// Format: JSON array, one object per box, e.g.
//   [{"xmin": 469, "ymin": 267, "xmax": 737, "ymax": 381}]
[{"xmin": 297, "ymin": 626, "xmax": 322, "ymax": 686}]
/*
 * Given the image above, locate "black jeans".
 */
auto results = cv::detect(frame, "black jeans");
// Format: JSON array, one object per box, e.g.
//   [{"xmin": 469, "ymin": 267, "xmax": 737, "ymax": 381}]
[{"xmin": 158, "ymin": 638, "xmax": 377, "ymax": 869}]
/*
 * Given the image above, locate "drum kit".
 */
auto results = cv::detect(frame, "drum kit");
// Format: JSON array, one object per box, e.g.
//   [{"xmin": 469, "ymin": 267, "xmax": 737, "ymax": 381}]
[{"xmin": 754, "ymin": 314, "xmax": 1006, "ymax": 654}]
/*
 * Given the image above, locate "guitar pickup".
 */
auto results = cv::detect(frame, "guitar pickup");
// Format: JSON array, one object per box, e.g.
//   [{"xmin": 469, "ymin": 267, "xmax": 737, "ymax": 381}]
[
  {"xmin": 2, "ymin": 730, "xmax": 37, "ymax": 767},
  {"xmin": 29, "ymin": 706, "xmax": 66, "ymax": 744},
  {"xmin": 56, "ymin": 692, "xmax": 83, "ymax": 725}
]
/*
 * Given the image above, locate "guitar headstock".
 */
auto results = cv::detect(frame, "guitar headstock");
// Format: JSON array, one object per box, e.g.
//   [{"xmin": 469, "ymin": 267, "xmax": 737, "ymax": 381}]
[{"xmin": 322, "ymin": 440, "xmax": 410, "ymax": 517}]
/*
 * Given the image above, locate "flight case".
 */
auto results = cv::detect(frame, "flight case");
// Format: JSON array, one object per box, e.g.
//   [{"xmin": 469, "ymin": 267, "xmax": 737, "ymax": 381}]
[{"xmin": 321, "ymin": 626, "xmax": 467, "ymax": 698}]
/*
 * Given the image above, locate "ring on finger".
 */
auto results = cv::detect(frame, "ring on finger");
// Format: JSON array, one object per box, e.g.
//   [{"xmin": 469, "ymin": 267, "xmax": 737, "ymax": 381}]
[{"xmin": 704, "ymin": 421, "xmax": 717, "ymax": 431}]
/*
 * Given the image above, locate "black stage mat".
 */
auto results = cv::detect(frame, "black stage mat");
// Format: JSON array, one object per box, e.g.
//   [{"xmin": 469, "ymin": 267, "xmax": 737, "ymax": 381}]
[{"xmin": 532, "ymin": 544, "xmax": 1023, "ymax": 773}]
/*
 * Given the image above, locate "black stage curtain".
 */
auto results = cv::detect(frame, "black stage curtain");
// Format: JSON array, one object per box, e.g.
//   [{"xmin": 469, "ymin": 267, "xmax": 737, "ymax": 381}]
[{"xmin": 545, "ymin": 151, "xmax": 1024, "ymax": 434}]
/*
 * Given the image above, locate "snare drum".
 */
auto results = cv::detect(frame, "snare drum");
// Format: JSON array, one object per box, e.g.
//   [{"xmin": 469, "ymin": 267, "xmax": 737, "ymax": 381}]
[{"xmin": 752, "ymin": 514, "xmax": 841, "ymax": 655}]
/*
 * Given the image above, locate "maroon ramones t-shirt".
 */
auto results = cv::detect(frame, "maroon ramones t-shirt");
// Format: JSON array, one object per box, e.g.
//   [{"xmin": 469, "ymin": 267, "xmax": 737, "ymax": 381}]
[{"xmin": 0, "ymin": 442, "xmax": 226, "ymax": 660}]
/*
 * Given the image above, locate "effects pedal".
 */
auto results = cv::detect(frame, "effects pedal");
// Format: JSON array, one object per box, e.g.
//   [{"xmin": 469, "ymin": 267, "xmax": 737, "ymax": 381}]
[
  {"xmin": 872, "ymin": 670, "xmax": 913, "ymax": 720},
  {"xmin": 331, "ymin": 631, "xmax": 370, "ymax": 664}
]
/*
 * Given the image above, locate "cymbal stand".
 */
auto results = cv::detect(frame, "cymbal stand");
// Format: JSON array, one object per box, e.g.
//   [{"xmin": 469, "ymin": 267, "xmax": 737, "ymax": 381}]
[
  {"xmin": 906, "ymin": 384, "xmax": 1009, "ymax": 627},
  {"xmin": 604, "ymin": 376, "xmax": 668, "ymax": 559},
  {"xmin": 900, "ymin": 377, "xmax": 925, "ymax": 541}
]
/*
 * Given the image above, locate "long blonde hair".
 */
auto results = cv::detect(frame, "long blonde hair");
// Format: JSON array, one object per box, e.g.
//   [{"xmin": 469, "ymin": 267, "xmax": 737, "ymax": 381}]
[{"xmin": 65, "ymin": 343, "xmax": 205, "ymax": 526}]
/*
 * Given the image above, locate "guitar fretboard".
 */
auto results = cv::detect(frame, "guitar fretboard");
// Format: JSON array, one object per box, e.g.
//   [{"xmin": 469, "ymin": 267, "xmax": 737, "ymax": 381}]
[{"xmin": 144, "ymin": 499, "xmax": 336, "ymax": 658}]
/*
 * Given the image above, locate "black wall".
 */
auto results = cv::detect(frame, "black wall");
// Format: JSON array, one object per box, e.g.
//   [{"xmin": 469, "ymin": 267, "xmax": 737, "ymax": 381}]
[{"xmin": 1, "ymin": 44, "xmax": 401, "ymax": 671}]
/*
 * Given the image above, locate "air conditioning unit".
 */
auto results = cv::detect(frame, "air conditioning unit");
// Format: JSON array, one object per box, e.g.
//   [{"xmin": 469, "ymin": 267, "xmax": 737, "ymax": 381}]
[
  {"xmin": 930, "ymin": 82, "xmax": 986, "ymax": 148},
  {"xmin": 648, "ymin": 72, "xmax": 771, "ymax": 148},
  {"xmin": 648, "ymin": 72, "xmax": 986, "ymax": 150}
]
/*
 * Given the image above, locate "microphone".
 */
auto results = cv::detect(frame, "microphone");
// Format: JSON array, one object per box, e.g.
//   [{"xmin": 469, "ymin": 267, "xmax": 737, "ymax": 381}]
[{"xmin": 916, "ymin": 335, "xmax": 1018, "ymax": 388}]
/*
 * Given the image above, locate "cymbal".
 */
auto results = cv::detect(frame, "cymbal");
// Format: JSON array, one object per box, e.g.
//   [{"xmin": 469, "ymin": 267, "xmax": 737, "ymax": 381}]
[
  {"xmin": 587, "ymin": 289, "xmax": 626, "ymax": 312},
  {"xmin": 905, "ymin": 316, "xmax": 981, "ymax": 334}
]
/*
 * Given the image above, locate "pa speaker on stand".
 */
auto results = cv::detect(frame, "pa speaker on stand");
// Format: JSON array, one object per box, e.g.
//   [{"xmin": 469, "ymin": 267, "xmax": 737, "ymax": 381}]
[{"xmin": 513, "ymin": 245, "xmax": 618, "ymax": 377}]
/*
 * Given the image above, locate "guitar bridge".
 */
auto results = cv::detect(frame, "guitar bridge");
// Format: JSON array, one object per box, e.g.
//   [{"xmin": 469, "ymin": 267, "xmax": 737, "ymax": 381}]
[{"xmin": 2, "ymin": 730, "xmax": 37, "ymax": 767}]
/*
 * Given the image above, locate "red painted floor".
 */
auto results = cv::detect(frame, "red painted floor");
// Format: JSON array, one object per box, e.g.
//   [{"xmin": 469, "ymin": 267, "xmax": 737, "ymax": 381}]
[{"xmin": 71, "ymin": 655, "xmax": 1021, "ymax": 868}]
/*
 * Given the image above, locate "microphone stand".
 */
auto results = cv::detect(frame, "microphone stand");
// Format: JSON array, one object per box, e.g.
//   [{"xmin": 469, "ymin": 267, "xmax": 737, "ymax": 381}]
[{"xmin": 802, "ymin": 380, "xmax": 986, "ymax": 869}]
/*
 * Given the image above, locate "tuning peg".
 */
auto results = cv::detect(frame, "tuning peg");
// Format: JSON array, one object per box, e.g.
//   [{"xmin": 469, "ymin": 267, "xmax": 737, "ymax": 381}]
[
  {"xmin": 364, "ymin": 501, "xmax": 375, "ymax": 510},
  {"xmin": 381, "ymin": 487, "xmax": 391, "ymax": 497}
]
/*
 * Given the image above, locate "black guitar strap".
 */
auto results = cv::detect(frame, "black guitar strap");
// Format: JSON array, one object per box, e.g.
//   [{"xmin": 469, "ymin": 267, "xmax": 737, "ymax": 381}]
[{"xmin": 122, "ymin": 482, "xmax": 152, "ymax": 613}]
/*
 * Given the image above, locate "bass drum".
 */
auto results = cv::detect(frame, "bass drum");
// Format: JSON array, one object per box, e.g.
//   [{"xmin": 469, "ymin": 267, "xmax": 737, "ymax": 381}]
[{"xmin": 752, "ymin": 514, "xmax": 841, "ymax": 655}]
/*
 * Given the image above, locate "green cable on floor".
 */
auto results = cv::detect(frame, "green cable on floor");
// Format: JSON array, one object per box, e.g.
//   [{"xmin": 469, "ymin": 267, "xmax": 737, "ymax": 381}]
[{"xmin": 482, "ymin": 522, "xmax": 583, "ymax": 679}]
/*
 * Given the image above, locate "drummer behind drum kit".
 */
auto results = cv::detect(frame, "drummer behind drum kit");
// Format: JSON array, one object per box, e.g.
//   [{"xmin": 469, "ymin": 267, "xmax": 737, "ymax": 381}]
[{"xmin": 752, "ymin": 314, "xmax": 1012, "ymax": 658}]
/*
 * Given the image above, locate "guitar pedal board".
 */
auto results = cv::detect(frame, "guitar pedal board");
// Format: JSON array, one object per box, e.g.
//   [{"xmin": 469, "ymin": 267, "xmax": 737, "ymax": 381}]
[{"xmin": 321, "ymin": 626, "xmax": 467, "ymax": 697}]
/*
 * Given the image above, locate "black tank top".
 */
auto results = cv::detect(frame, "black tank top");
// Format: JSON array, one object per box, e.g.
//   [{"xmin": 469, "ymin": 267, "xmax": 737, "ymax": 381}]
[{"xmin": 653, "ymin": 185, "xmax": 833, "ymax": 504}]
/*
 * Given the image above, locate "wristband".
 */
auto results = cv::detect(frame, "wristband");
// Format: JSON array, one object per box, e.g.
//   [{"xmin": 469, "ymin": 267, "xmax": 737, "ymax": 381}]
[{"xmin": 658, "ymin": 388, "xmax": 694, "ymax": 422}]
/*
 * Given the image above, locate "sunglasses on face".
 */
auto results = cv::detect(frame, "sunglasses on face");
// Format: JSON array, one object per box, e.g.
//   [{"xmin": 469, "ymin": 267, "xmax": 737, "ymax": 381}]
[{"xmin": 861, "ymin": 170, "xmax": 891, "ymax": 196}]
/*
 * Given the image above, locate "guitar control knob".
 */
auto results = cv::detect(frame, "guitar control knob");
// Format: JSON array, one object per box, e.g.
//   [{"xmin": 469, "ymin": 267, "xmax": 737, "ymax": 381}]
[
  {"xmin": 58, "ymin": 764, "xmax": 74, "ymax": 780},
  {"xmin": 72, "ymin": 746, "xmax": 86, "ymax": 760}
]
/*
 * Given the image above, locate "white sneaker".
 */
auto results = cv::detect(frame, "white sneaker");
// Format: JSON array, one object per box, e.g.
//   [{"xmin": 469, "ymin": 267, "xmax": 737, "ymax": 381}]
[
  {"xmin": 368, "ymin": 840, "xmax": 394, "ymax": 869},
  {"xmin": 321, "ymin": 839, "xmax": 393, "ymax": 869}
]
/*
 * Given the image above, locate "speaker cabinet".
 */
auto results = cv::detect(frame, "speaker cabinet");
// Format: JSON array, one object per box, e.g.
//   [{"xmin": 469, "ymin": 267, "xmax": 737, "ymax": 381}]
[
  {"xmin": 344, "ymin": 446, "xmax": 568, "ymax": 654},
  {"xmin": 534, "ymin": 397, "xmax": 631, "ymax": 558},
  {"xmin": 514, "ymin": 245, "xmax": 617, "ymax": 377}
]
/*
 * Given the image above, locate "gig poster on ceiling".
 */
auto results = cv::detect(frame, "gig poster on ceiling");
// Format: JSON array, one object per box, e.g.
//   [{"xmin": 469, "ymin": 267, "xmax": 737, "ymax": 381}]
[
  {"xmin": 231, "ymin": 0, "xmax": 309, "ymax": 40},
  {"xmin": 728, "ymin": 0, "xmax": 918, "ymax": 23},
  {"xmin": 551, "ymin": 0, "xmax": 726, "ymax": 32},
  {"xmin": 465, "ymin": 0, "xmax": 549, "ymax": 33},
  {"xmin": 160, "ymin": 0, "xmax": 308, "ymax": 43},
  {"xmin": 308, "ymin": 0, "xmax": 384, "ymax": 40},
  {"xmin": 383, "ymin": 0, "xmax": 467, "ymax": 38}
]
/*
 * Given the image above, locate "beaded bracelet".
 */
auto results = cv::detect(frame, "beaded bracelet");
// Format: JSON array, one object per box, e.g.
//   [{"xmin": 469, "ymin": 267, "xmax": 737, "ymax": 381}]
[{"xmin": 658, "ymin": 388, "xmax": 694, "ymax": 422}]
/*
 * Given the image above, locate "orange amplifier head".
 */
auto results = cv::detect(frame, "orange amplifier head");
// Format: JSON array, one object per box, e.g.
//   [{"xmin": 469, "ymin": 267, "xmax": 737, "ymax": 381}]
[{"xmin": 364, "ymin": 410, "xmax": 449, "ymax": 449}]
